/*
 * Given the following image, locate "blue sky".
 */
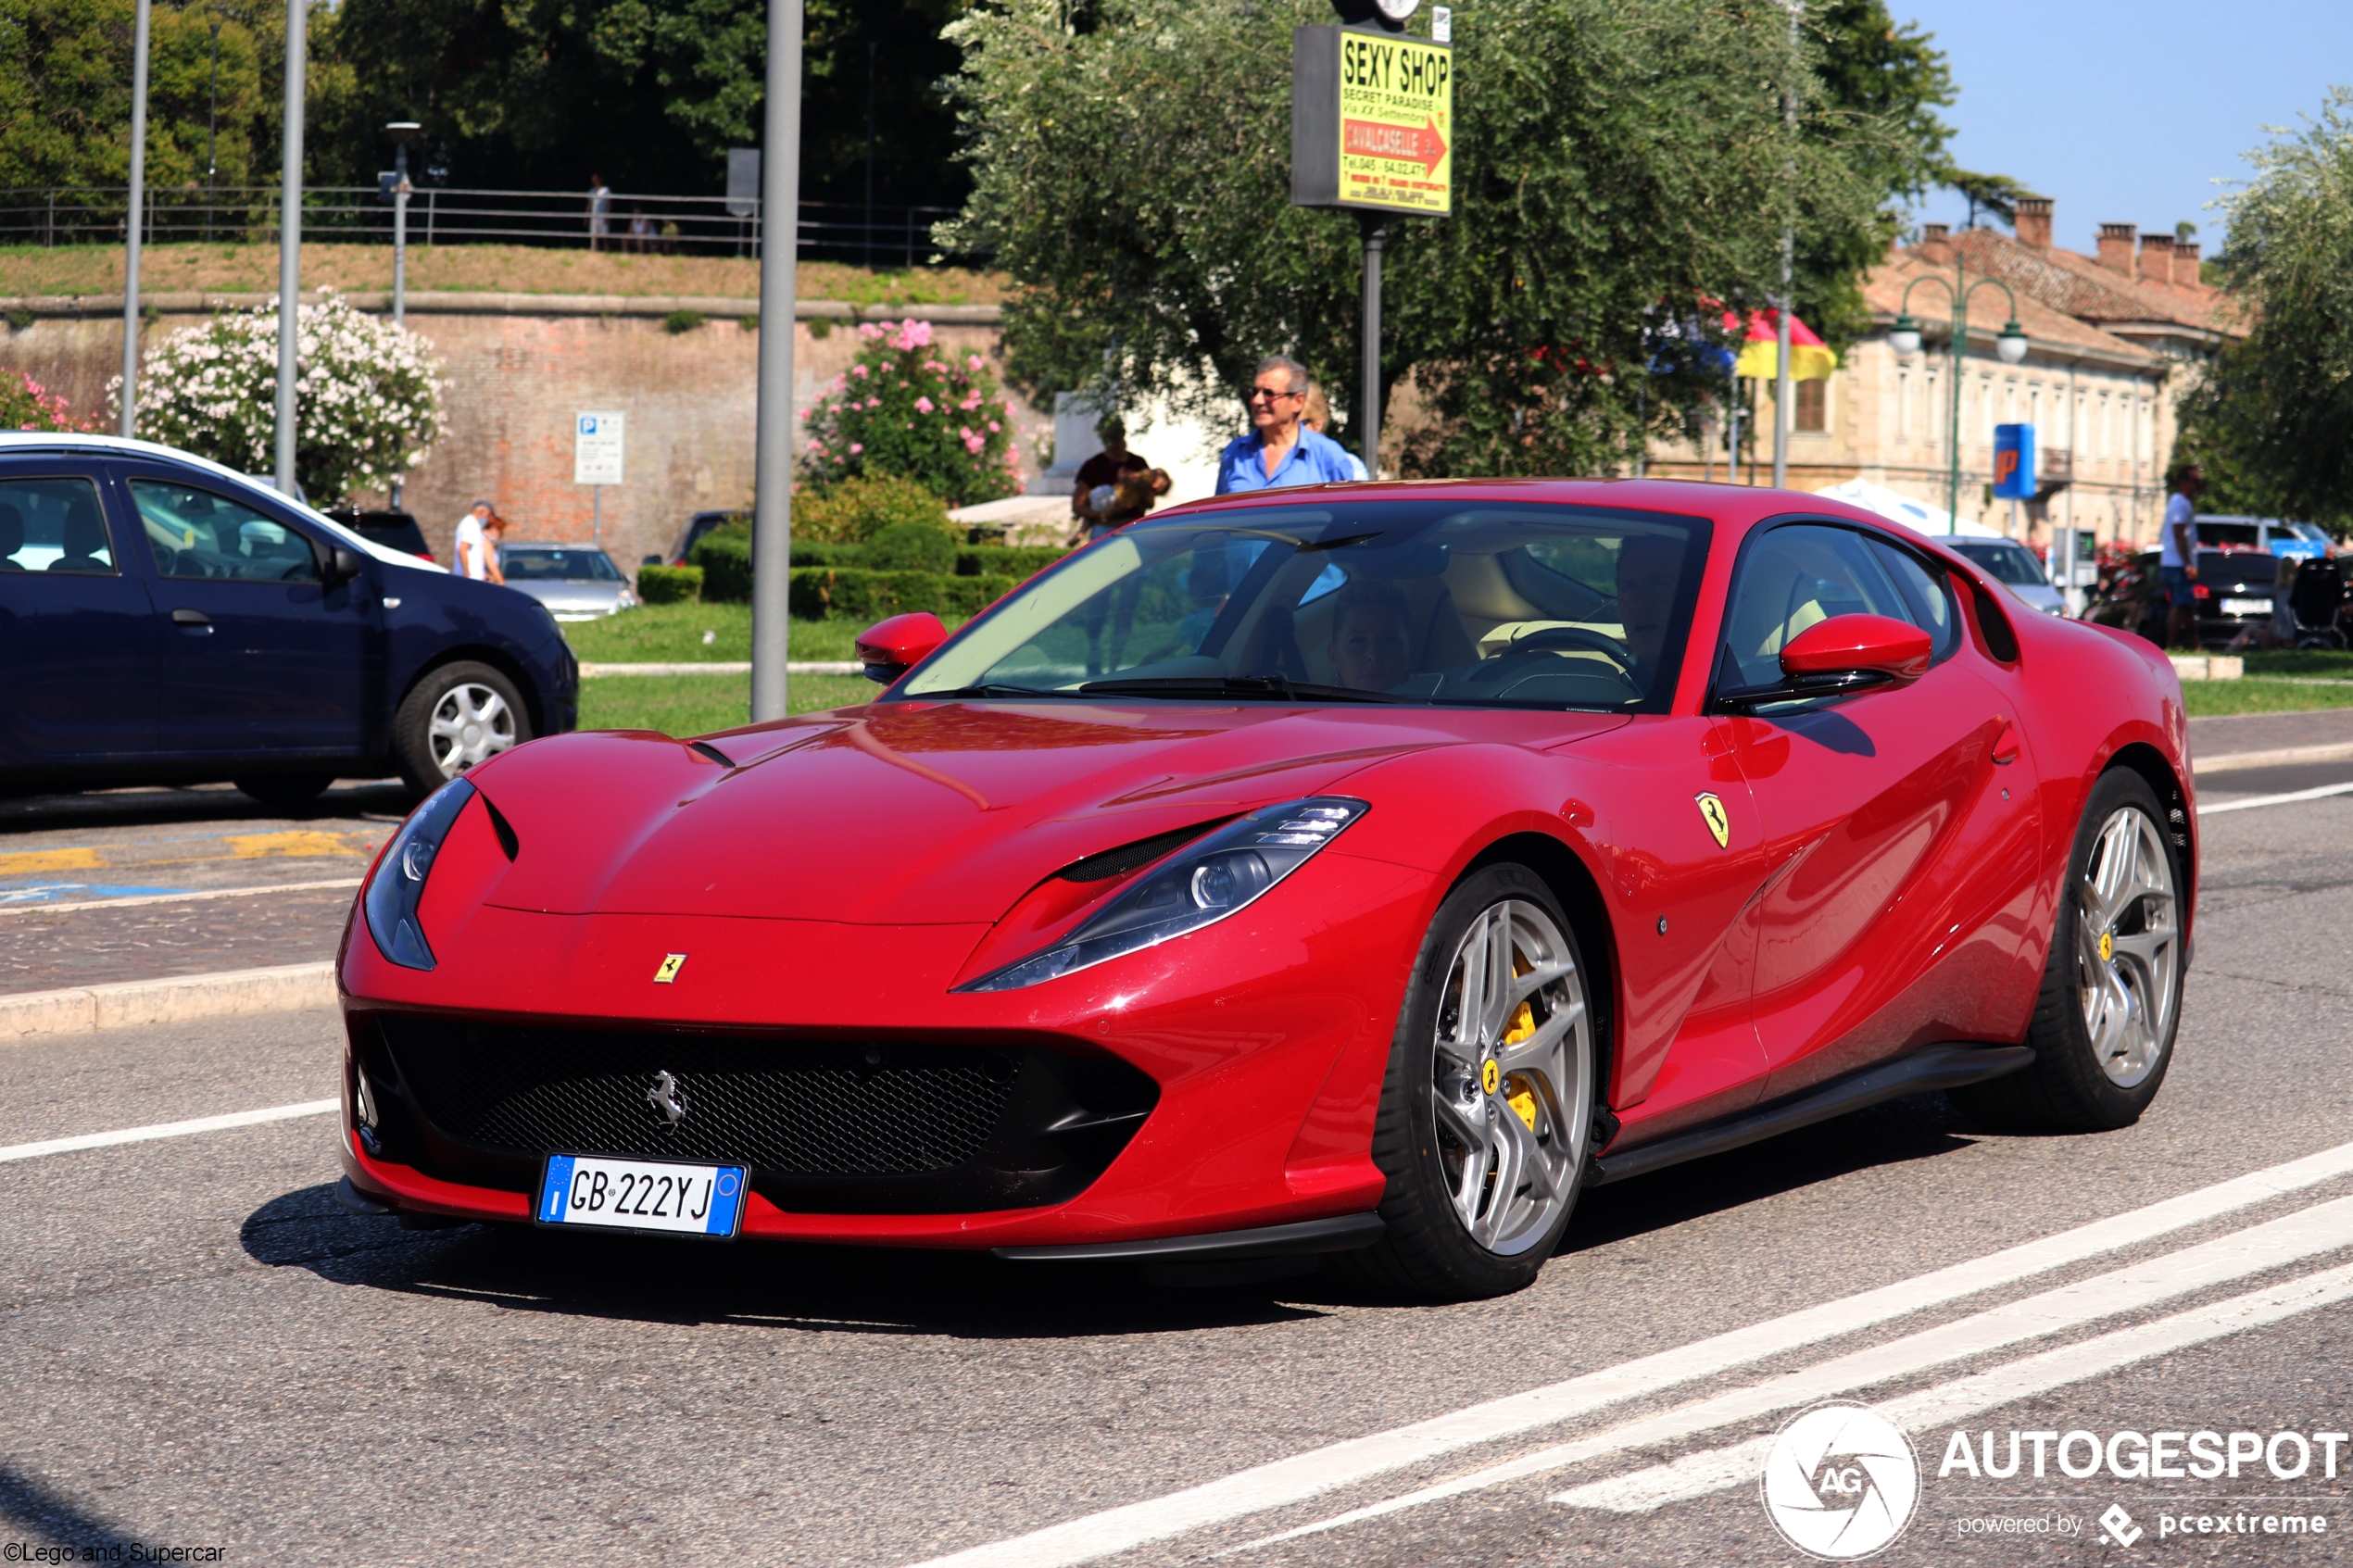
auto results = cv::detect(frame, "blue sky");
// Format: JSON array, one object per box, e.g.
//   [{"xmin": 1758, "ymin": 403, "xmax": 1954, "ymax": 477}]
[{"xmin": 1894, "ymin": 1, "xmax": 2353, "ymax": 252}]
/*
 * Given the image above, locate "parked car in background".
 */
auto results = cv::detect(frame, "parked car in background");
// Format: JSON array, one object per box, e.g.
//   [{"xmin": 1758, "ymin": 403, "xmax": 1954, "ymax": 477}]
[
  {"xmin": 0, "ymin": 434, "xmax": 576, "ymax": 803},
  {"xmin": 2088, "ymin": 548, "xmax": 2282, "ymax": 647},
  {"xmin": 1943, "ymin": 537, "xmax": 2068, "ymax": 617},
  {"xmin": 325, "ymin": 508, "xmax": 434, "ymax": 564},
  {"xmin": 499, "ymin": 544, "xmax": 638, "ymax": 621},
  {"xmin": 2194, "ymin": 514, "xmax": 2332, "ymax": 558},
  {"xmin": 661, "ymin": 509, "xmax": 746, "ymax": 568}
]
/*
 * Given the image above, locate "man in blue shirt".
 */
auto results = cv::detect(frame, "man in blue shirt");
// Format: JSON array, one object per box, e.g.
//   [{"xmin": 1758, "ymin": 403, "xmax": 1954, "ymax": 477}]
[{"xmin": 1215, "ymin": 356, "xmax": 1364, "ymax": 493}]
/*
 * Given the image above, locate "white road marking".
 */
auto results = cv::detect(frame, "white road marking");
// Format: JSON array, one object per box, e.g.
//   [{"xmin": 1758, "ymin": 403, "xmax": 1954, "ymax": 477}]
[
  {"xmin": 1231, "ymin": 1194, "xmax": 2353, "ymax": 1550},
  {"xmin": 1555, "ymin": 1260, "xmax": 2353, "ymax": 1513},
  {"xmin": 902, "ymin": 1139, "xmax": 2353, "ymax": 1568},
  {"xmin": 0, "ymin": 1099, "xmax": 340, "ymax": 1164},
  {"xmin": 0, "ymin": 878, "xmax": 362, "ymax": 918},
  {"xmin": 2198, "ymin": 781, "xmax": 2353, "ymax": 816}
]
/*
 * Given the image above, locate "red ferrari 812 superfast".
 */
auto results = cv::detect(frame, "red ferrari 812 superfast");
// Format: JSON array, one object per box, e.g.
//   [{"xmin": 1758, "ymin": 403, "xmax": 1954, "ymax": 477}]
[{"xmin": 336, "ymin": 481, "xmax": 2192, "ymax": 1299}]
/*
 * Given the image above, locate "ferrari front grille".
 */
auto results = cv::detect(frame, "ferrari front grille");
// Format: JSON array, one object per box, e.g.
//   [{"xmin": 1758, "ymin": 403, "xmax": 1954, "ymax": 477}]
[{"xmin": 380, "ymin": 1017, "xmax": 1014, "ymax": 1173}]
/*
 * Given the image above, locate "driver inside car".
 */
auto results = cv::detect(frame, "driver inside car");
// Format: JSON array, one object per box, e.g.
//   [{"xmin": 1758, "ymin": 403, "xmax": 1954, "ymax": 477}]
[
  {"xmin": 1615, "ymin": 533, "xmax": 1683, "ymax": 685},
  {"xmin": 1327, "ymin": 583, "xmax": 1415, "ymax": 691}
]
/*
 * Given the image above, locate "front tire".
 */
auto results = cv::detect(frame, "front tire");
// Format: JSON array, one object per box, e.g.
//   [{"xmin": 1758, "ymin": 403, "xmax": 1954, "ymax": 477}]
[
  {"xmin": 393, "ymin": 661, "xmax": 530, "ymax": 797},
  {"xmin": 1336, "ymin": 865, "xmax": 1596, "ymax": 1300},
  {"xmin": 1956, "ymin": 768, "xmax": 2183, "ymax": 1132}
]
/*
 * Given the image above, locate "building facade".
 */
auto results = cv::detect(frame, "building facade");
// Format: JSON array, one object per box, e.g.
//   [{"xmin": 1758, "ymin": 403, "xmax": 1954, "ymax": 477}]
[{"xmin": 1646, "ymin": 200, "xmax": 2238, "ymax": 546}]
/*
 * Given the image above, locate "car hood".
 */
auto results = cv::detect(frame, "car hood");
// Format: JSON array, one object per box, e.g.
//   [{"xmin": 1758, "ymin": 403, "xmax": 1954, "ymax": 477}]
[{"xmin": 466, "ymin": 700, "xmax": 1623, "ymax": 924}]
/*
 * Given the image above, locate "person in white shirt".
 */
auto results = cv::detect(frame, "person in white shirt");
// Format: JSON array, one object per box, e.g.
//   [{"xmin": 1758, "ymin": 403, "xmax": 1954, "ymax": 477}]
[
  {"xmin": 453, "ymin": 498, "xmax": 497, "ymax": 581},
  {"xmin": 2159, "ymin": 463, "xmax": 2203, "ymax": 650}
]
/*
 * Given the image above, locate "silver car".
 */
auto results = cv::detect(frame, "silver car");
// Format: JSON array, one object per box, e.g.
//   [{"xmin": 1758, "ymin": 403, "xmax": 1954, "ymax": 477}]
[
  {"xmin": 499, "ymin": 544, "xmax": 638, "ymax": 621},
  {"xmin": 1945, "ymin": 538, "xmax": 2068, "ymax": 617}
]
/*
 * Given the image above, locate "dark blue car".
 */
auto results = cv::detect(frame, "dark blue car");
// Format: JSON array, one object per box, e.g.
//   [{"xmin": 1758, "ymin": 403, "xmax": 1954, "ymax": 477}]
[{"xmin": 0, "ymin": 434, "xmax": 576, "ymax": 805}]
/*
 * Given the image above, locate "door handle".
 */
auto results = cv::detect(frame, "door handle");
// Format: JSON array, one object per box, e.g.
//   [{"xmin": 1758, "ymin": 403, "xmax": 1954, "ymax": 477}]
[
  {"xmin": 171, "ymin": 608, "xmax": 211, "ymax": 627},
  {"xmin": 1991, "ymin": 720, "xmax": 2020, "ymax": 766}
]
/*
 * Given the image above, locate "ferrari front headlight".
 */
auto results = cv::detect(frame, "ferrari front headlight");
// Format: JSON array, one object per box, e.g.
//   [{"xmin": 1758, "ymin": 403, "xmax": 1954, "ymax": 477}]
[
  {"xmin": 362, "ymin": 777, "xmax": 476, "ymax": 971},
  {"xmin": 957, "ymin": 797, "xmax": 1368, "ymax": 992}
]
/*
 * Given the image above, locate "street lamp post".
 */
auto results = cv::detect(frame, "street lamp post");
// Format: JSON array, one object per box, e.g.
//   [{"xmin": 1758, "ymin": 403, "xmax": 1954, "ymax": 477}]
[
  {"xmin": 120, "ymin": 0, "xmax": 152, "ymax": 439},
  {"xmin": 1888, "ymin": 248, "xmax": 2029, "ymax": 533},
  {"xmin": 205, "ymin": 19, "xmax": 222, "ymax": 242},
  {"xmin": 386, "ymin": 121, "xmax": 419, "ymax": 511}
]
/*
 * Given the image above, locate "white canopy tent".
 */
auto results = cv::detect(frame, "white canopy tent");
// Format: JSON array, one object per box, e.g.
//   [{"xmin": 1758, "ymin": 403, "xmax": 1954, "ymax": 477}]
[{"xmin": 1813, "ymin": 478, "xmax": 2004, "ymax": 539}]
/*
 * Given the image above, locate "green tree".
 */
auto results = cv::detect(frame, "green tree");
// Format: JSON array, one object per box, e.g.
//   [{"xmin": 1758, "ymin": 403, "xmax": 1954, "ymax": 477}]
[
  {"xmin": 946, "ymin": 0, "xmax": 1941, "ymax": 478},
  {"xmin": 1944, "ymin": 169, "xmax": 2034, "ymax": 231},
  {"xmin": 2172, "ymin": 88, "xmax": 2353, "ymax": 533}
]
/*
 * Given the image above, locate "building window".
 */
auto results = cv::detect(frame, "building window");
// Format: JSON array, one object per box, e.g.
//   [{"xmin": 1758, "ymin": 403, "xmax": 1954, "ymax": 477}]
[{"xmin": 1795, "ymin": 379, "xmax": 1827, "ymax": 433}]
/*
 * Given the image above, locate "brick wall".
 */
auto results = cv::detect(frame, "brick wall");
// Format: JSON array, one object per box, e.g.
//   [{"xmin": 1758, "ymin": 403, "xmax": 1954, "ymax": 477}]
[{"xmin": 0, "ymin": 303, "xmax": 1038, "ymax": 576}]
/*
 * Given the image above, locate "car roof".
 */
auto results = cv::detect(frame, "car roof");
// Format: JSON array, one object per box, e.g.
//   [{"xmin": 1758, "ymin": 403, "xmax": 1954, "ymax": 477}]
[{"xmin": 0, "ymin": 432, "xmax": 437, "ymax": 571}]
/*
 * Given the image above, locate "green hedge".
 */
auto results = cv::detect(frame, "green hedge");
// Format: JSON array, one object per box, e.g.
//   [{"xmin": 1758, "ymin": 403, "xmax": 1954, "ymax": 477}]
[
  {"xmin": 691, "ymin": 528, "xmax": 1063, "ymax": 619},
  {"xmin": 635, "ymin": 563, "xmax": 703, "ymax": 604},
  {"xmin": 788, "ymin": 568, "xmax": 1017, "ymax": 621}
]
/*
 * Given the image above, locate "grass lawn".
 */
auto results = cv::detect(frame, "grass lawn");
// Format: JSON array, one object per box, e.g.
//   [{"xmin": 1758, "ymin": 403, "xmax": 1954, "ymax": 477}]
[
  {"xmin": 0, "ymin": 243, "xmax": 1005, "ymax": 306},
  {"xmin": 577, "ymin": 671, "xmax": 873, "ymax": 734},
  {"xmin": 2181, "ymin": 677, "xmax": 2353, "ymax": 718},
  {"xmin": 563, "ymin": 605, "xmax": 965, "ymax": 664}
]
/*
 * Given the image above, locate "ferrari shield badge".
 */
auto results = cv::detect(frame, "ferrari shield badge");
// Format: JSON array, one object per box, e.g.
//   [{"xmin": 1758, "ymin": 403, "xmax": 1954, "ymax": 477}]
[
  {"xmin": 653, "ymin": 953, "xmax": 687, "ymax": 984},
  {"xmin": 1694, "ymin": 793, "xmax": 1731, "ymax": 849}
]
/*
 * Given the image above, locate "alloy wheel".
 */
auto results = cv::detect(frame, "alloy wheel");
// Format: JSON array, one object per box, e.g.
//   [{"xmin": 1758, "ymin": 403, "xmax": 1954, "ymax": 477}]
[
  {"xmin": 2075, "ymin": 805, "xmax": 2180, "ymax": 1087},
  {"xmin": 427, "ymin": 682, "xmax": 519, "ymax": 777},
  {"xmin": 1428, "ymin": 897, "xmax": 1591, "ymax": 1256}
]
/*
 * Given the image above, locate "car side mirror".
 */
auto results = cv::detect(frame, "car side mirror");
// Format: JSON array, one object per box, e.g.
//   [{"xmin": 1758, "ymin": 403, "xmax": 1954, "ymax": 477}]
[
  {"xmin": 318, "ymin": 544, "xmax": 364, "ymax": 586},
  {"xmin": 855, "ymin": 611, "xmax": 949, "ymax": 685},
  {"xmin": 1778, "ymin": 613, "xmax": 1933, "ymax": 690}
]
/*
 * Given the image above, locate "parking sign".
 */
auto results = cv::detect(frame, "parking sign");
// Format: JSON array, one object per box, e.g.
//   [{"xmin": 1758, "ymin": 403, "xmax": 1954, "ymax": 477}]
[{"xmin": 574, "ymin": 411, "xmax": 625, "ymax": 485}]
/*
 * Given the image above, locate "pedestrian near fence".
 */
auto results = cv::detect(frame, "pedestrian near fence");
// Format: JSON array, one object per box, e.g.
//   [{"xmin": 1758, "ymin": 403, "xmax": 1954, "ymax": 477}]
[
  {"xmin": 2161, "ymin": 462, "xmax": 2204, "ymax": 650},
  {"xmin": 587, "ymin": 175, "xmax": 612, "ymax": 252}
]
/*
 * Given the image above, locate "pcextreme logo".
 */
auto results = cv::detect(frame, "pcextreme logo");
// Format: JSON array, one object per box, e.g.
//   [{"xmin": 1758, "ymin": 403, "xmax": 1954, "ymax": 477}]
[{"xmin": 1760, "ymin": 1402, "xmax": 1921, "ymax": 1561}]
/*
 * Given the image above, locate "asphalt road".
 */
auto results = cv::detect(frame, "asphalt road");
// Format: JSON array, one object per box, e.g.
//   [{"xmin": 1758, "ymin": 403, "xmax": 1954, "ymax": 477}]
[{"xmin": 3, "ymin": 771, "xmax": 2353, "ymax": 1566}]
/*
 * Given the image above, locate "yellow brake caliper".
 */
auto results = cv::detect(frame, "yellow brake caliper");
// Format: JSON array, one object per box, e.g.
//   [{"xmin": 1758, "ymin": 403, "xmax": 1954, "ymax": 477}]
[{"xmin": 1501, "ymin": 954, "xmax": 1541, "ymax": 1132}]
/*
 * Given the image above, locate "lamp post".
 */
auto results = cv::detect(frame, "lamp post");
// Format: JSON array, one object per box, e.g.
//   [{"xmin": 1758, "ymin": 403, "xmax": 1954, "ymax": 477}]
[
  {"xmin": 204, "ymin": 18, "xmax": 222, "ymax": 242},
  {"xmin": 386, "ymin": 121, "xmax": 419, "ymax": 511},
  {"xmin": 120, "ymin": 0, "xmax": 152, "ymax": 439},
  {"xmin": 276, "ymin": 0, "xmax": 304, "ymax": 498},
  {"xmin": 1888, "ymin": 249, "xmax": 2028, "ymax": 533}
]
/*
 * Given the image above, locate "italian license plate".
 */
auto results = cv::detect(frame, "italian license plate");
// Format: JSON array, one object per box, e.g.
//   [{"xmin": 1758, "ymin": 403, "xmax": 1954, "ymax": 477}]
[
  {"xmin": 536, "ymin": 1154, "xmax": 746, "ymax": 1237},
  {"xmin": 2222, "ymin": 598, "xmax": 2270, "ymax": 615}
]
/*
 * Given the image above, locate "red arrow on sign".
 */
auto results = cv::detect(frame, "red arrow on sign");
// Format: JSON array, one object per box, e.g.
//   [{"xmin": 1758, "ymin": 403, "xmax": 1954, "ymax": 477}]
[{"xmin": 1343, "ymin": 116, "xmax": 1449, "ymax": 177}]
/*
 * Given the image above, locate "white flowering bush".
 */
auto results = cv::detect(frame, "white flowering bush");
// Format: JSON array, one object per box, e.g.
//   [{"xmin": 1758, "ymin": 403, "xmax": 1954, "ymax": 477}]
[{"xmin": 115, "ymin": 290, "xmax": 448, "ymax": 503}]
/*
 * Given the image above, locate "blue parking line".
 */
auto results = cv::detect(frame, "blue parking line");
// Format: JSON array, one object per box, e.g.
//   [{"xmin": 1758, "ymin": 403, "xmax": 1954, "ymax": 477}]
[{"xmin": 0, "ymin": 883, "xmax": 194, "ymax": 905}]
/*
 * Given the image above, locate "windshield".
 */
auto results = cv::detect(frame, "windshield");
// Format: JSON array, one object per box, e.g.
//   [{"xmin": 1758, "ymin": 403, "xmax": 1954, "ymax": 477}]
[
  {"xmin": 1949, "ymin": 540, "xmax": 2048, "ymax": 587},
  {"xmin": 501, "ymin": 547, "xmax": 622, "ymax": 582},
  {"xmin": 897, "ymin": 501, "xmax": 1711, "ymax": 712}
]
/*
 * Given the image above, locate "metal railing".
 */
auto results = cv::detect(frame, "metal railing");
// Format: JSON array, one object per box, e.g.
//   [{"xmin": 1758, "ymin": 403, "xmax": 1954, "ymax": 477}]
[{"xmin": 0, "ymin": 187, "xmax": 975, "ymax": 266}]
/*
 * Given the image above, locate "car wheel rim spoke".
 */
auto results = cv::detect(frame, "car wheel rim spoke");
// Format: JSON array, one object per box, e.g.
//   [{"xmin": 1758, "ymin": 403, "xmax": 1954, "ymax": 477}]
[
  {"xmin": 2072, "ymin": 804, "xmax": 2178, "ymax": 1088},
  {"xmin": 1428, "ymin": 896, "xmax": 1590, "ymax": 1258},
  {"xmin": 425, "ymin": 684, "xmax": 517, "ymax": 775}
]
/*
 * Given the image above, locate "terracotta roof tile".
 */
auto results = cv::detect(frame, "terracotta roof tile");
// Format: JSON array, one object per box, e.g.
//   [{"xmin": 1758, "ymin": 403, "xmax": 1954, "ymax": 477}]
[{"xmin": 1863, "ymin": 252, "xmax": 2161, "ymax": 366}]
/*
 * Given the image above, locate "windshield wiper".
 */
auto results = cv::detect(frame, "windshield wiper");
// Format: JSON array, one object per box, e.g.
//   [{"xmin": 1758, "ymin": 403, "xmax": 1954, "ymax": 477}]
[
  {"xmin": 1076, "ymin": 675, "xmax": 1411, "ymax": 704},
  {"xmin": 918, "ymin": 683, "xmax": 1078, "ymax": 700}
]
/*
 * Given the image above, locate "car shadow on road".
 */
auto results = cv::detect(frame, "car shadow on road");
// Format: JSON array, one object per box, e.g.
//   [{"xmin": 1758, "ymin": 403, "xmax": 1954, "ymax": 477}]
[
  {"xmin": 1560, "ymin": 1090, "xmax": 1981, "ymax": 1254},
  {"xmin": 0, "ymin": 780, "xmax": 412, "ymax": 833},
  {"xmin": 0, "ymin": 1458, "xmax": 152, "ymax": 1561},
  {"xmin": 239, "ymin": 1181, "xmax": 1334, "ymax": 1337}
]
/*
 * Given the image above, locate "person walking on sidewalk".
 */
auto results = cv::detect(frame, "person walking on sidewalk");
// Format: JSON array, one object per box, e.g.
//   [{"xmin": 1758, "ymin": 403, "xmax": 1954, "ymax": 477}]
[
  {"xmin": 1302, "ymin": 383, "xmax": 1371, "ymax": 481},
  {"xmin": 2161, "ymin": 462, "xmax": 2204, "ymax": 651},
  {"xmin": 1214, "ymin": 356, "xmax": 1358, "ymax": 494}
]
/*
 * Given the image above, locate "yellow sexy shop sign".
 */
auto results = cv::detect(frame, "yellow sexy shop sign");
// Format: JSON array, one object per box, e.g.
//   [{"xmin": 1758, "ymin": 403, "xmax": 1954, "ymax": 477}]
[{"xmin": 1291, "ymin": 26, "xmax": 1453, "ymax": 217}]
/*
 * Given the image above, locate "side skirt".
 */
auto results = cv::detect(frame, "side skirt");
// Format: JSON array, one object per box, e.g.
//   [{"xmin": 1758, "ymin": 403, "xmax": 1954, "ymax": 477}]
[{"xmin": 1589, "ymin": 1043, "xmax": 2034, "ymax": 1186}]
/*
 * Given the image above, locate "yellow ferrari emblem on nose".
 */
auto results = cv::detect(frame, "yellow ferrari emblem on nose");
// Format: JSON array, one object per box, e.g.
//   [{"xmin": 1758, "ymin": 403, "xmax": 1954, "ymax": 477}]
[
  {"xmin": 1480, "ymin": 1058, "xmax": 1501, "ymax": 1096},
  {"xmin": 2098, "ymin": 931, "xmax": 2113, "ymax": 963},
  {"xmin": 653, "ymin": 953, "xmax": 687, "ymax": 984},
  {"xmin": 1695, "ymin": 792, "xmax": 1731, "ymax": 849}
]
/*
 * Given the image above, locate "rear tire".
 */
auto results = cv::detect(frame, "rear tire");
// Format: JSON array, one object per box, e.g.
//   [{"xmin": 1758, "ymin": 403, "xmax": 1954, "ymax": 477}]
[
  {"xmin": 393, "ymin": 661, "xmax": 530, "ymax": 797},
  {"xmin": 1331, "ymin": 865, "xmax": 1596, "ymax": 1300},
  {"xmin": 1954, "ymin": 769, "xmax": 2183, "ymax": 1133},
  {"xmin": 233, "ymin": 773, "xmax": 333, "ymax": 809}
]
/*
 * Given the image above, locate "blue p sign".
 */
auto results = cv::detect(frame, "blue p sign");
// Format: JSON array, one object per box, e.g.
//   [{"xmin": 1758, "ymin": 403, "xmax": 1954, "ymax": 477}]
[{"xmin": 1993, "ymin": 423, "xmax": 2036, "ymax": 499}]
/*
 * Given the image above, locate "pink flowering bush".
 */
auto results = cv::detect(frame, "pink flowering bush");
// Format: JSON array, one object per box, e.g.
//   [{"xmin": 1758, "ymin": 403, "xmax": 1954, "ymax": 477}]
[
  {"xmin": 0, "ymin": 370, "xmax": 97, "ymax": 433},
  {"xmin": 799, "ymin": 320, "xmax": 1023, "ymax": 506}
]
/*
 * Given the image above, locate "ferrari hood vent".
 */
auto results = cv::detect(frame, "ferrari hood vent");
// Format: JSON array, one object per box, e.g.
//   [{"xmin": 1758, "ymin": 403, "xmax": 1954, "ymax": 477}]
[{"xmin": 1057, "ymin": 817, "xmax": 1234, "ymax": 884}]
